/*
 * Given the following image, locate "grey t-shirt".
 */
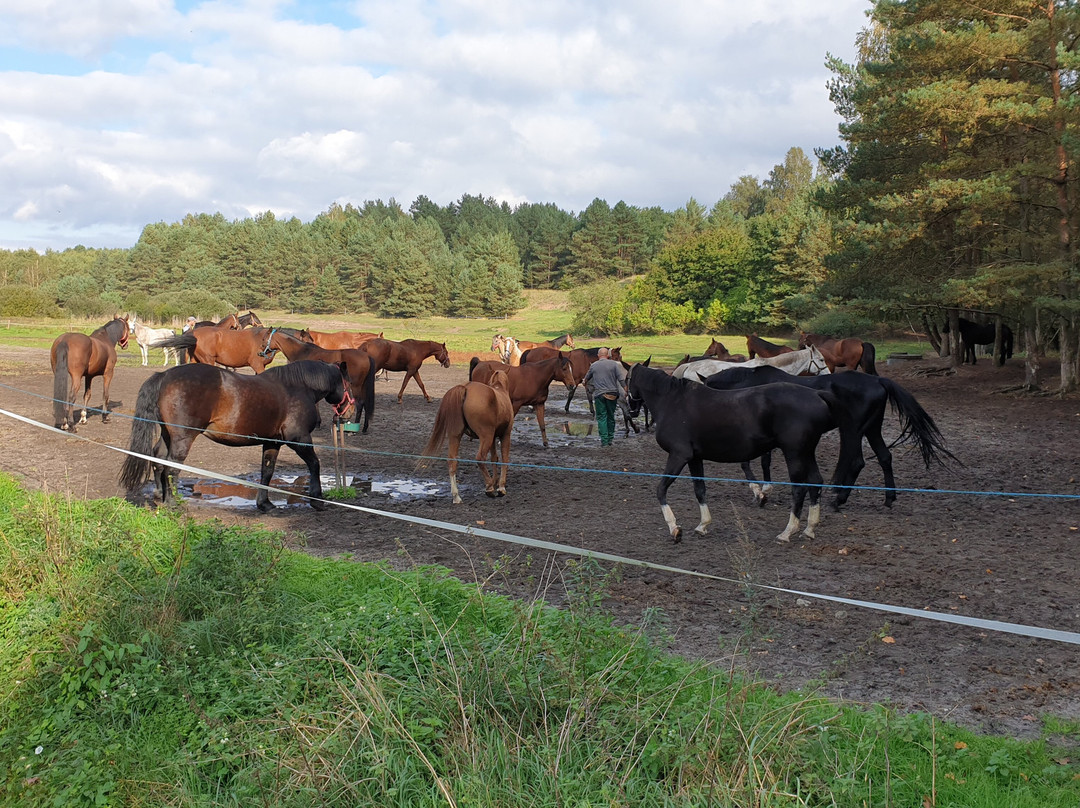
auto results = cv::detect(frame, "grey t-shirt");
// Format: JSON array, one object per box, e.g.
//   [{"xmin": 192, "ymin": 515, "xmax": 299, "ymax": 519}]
[{"xmin": 583, "ymin": 358, "xmax": 627, "ymax": 397}]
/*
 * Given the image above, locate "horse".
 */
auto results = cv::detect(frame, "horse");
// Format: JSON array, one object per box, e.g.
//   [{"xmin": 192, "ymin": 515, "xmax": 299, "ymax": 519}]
[
  {"xmin": 118, "ymin": 360, "xmax": 355, "ymax": 512},
  {"xmin": 703, "ymin": 339, "xmax": 747, "ymax": 362},
  {"xmin": 798, "ymin": 332, "xmax": 878, "ymax": 374},
  {"xmin": 746, "ymin": 333, "xmax": 795, "ymax": 359},
  {"xmin": 183, "ymin": 314, "xmax": 241, "ymax": 363},
  {"xmin": 672, "ymin": 345, "xmax": 831, "ymax": 383},
  {"xmin": 129, "ymin": 316, "xmax": 180, "ymax": 367},
  {"xmin": 520, "ymin": 346, "xmax": 622, "ymax": 413},
  {"xmin": 705, "ymin": 365, "xmax": 956, "ymax": 510},
  {"xmin": 360, "ymin": 338, "xmax": 450, "ymax": 403},
  {"xmin": 237, "ymin": 311, "xmax": 263, "ymax": 328},
  {"xmin": 306, "ymin": 329, "xmax": 383, "ymax": 350},
  {"xmin": 517, "ymin": 334, "xmax": 575, "ymax": 352},
  {"xmin": 942, "ymin": 317, "xmax": 1014, "ymax": 366},
  {"xmin": 153, "ymin": 327, "xmax": 280, "ymax": 373},
  {"xmin": 468, "ymin": 354, "xmax": 577, "ymax": 447},
  {"xmin": 417, "ymin": 370, "xmax": 514, "ymax": 503},
  {"xmin": 50, "ymin": 316, "xmax": 130, "ymax": 432},
  {"xmin": 627, "ymin": 364, "xmax": 835, "ymax": 543},
  {"xmin": 268, "ymin": 330, "xmax": 377, "ymax": 433},
  {"xmin": 491, "ymin": 334, "xmax": 524, "ymax": 366}
]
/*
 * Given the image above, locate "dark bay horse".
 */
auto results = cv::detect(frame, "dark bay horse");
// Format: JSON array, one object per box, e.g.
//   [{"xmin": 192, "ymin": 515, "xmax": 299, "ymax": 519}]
[
  {"xmin": 417, "ymin": 370, "xmax": 514, "ymax": 503},
  {"xmin": 118, "ymin": 360, "xmax": 355, "ymax": 512},
  {"xmin": 50, "ymin": 316, "xmax": 130, "ymax": 431},
  {"xmin": 520, "ymin": 346, "xmax": 621, "ymax": 413},
  {"xmin": 268, "ymin": 330, "xmax": 377, "ymax": 432},
  {"xmin": 943, "ymin": 317, "xmax": 1014, "ymax": 366},
  {"xmin": 237, "ymin": 310, "xmax": 263, "ymax": 328},
  {"xmin": 154, "ymin": 327, "xmax": 279, "ymax": 373},
  {"xmin": 798, "ymin": 332, "xmax": 878, "ymax": 374},
  {"xmin": 746, "ymin": 333, "xmax": 794, "ymax": 359},
  {"xmin": 705, "ymin": 365, "xmax": 955, "ymax": 510},
  {"xmin": 360, "ymin": 338, "xmax": 450, "ymax": 403},
  {"xmin": 469, "ymin": 354, "xmax": 577, "ymax": 447},
  {"xmin": 306, "ymin": 329, "xmax": 382, "ymax": 350},
  {"xmin": 628, "ymin": 364, "xmax": 836, "ymax": 543}
]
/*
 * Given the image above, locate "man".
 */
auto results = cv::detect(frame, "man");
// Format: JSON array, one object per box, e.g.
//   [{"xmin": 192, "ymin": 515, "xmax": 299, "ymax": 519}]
[
  {"xmin": 182, "ymin": 316, "xmax": 197, "ymax": 333},
  {"xmin": 582, "ymin": 347, "xmax": 627, "ymax": 447}
]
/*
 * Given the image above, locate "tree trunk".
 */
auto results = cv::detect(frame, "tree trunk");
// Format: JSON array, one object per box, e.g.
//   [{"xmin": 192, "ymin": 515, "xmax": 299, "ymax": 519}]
[
  {"xmin": 1061, "ymin": 313, "xmax": 1079, "ymax": 393},
  {"xmin": 947, "ymin": 308, "xmax": 962, "ymax": 365},
  {"xmin": 1023, "ymin": 305, "xmax": 1043, "ymax": 389},
  {"xmin": 923, "ymin": 311, "xmax": 943, "ymax": 354}
]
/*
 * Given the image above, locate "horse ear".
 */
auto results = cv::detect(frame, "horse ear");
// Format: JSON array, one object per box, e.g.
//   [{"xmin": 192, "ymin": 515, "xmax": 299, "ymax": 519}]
[{"xmin": 643, "ymin": 355, "xmax": 652, "ymax": 367}]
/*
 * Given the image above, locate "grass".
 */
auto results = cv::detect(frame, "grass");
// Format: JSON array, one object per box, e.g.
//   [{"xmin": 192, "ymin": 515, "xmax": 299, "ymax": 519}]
[
  {"xmin": 1, "ymin": 475, "xmax": 1079, "ymax": 807},
  {"xmin": 0, "ymin": 290, "xmax": 943, "ymax": 368}
]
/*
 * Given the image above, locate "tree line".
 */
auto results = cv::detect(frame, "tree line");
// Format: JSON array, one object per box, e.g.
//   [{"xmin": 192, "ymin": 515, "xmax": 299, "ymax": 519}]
[{"xmin": 2, "ymin": 0, "xmax": 1079, "ymax": 389}]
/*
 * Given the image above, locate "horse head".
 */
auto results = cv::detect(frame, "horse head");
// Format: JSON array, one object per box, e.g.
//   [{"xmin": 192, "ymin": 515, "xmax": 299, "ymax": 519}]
[
  {"xmin": 557, "ymin": 355, "xmax": 576, "ymax": 388},
  {"xmin": 332, "ymin": 361, "xmax": 356, "ymax": 420},
  {"xmin": 113, "ymin": 316, "xmax": 130, "ymax": 349},
  {"xmin": 491, "ymin": 334, "xmax": 504, "ymax": 353},
  {"xmin": 565, "ymin": 334, "xmax": 576, "ymax": 349},
  {"xmin": 436, "ymin": 342, "xmax": 451, "ymax": 368},
  {"xmin": 806, "ymin": 344, "xmax": 832, "ymax": 375}
]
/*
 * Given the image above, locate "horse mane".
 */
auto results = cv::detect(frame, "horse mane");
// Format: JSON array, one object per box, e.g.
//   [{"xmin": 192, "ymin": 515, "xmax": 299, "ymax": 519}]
[{"xmin": 263, "ymin": 360, "xmax": 335, "ymax": 390}]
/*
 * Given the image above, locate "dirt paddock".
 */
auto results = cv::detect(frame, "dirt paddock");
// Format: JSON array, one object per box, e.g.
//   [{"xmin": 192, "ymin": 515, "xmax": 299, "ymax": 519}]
[{"xmin": 2, "ymin": 344, "xmax": 1079, "ymax": 739}]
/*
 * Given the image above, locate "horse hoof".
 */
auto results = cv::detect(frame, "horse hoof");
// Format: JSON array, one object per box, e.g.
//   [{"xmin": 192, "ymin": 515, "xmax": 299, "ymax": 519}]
[
  {"xmin": 452, "ymin": 496, "xmax": 463, "ymax": 504},
  {"xmin": 485, "ymin": 490, "xmax": 498, "ymax": 498},
  {"xmin": 257, "ymin": 500, "xmax": 277, "ymax": 513},
  {"xmin": 497, "ymin": 489, "xmax": 506, "ymax": 497},
  {"xmin": 671, "ymin": 527, "xmax": 682, "ymax": 544},
  {"xmin": 310, "ymin": 498, "xmax": 326, "ymax": 511}
]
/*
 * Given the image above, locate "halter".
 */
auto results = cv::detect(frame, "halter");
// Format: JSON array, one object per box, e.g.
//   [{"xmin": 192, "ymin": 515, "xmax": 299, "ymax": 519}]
[
  {"xmin": 806, "ymin": 346, "xmax": 830, "ymax": 375},
  {"xmin": 332, "ymin": 368, "xmax": 355, "ymax": 418},
  {"xmin": 258, "ymin": 327, "xmax": 279, "ymax": 358}
]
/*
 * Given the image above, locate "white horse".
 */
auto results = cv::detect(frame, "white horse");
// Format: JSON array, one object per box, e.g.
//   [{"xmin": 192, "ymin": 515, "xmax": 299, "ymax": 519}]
[
  {"xmin": 129, "ymin": 316, "xmax": 181, "ymax": 366},
  {"xmin": 672, "ymin": 345, "xmax": 831, "ymax": 383}
]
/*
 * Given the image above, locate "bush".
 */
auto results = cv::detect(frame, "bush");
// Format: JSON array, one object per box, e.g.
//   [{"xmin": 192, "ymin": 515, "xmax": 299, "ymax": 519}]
[
  {"xmin": 803, "ymin": 307, "xmax": 877, "ymax": 338},
  {"xmin": 0, "ymin": 285, "xmax": 62, "ymax": 317}
]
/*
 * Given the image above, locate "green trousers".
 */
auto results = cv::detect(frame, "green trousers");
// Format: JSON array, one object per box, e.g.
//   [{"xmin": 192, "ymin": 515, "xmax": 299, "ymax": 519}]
[{"xmin": 594, "ymin": 395, "xmax": 617, "ymax": 446}]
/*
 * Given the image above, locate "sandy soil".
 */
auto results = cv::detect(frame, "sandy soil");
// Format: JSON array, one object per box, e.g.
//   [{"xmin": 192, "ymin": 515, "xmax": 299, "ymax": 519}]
[{"xmin": 2, "ymin": 340, "xmax": 1079, "ymax": 739}]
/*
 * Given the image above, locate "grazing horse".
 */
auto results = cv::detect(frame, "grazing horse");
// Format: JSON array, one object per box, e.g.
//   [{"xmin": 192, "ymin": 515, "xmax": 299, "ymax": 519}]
[
  {"xmin": 627, "ymin": 364, "xmax": 835, "ymax": 543},
  {"xmin": 119, "ymin": 360, "xmax": 354, "ymax": 512},
  {"xmin": 746, "ymin": 333, "xmax": 795, "ymax": 359},
  {"xmin": 417, "ymin": 370, "xmax": 514, "ymax": 503},
  {"xmin": 153, "ymin": 327, "xmax": 279, "ymax": 373},
  {"xmin": 360, "ymin": 338, "xmax": 450, "ymax": 403},
  {"xmin": 798, "ymin": 332, "xmax": 878, "ymax": 374},
  {"xmin": 268, "ymin": 330, "xmax": 377, "ymax": 433},
  {"xmin": 706, "ymin": 365, "xmax": 956, "ymax": 510},
  {"xmin": 50, "ymin": 316, "xmax": 130, "ymax": 431},
  {"xmin": 520, "ymin": 346, "xmax": 622, "ymax": 413},
  {"xmin": 703, "ymin": 339, "xmax": 747, "ymax": 362},
  {"xmin": 130, "ymin": 316, "xmax": 180, "ymax": 367},
  {"xmin": 673, "ymin": 345, "xmax": 831, "ymax": 383},
  {"xmin": 942, "ymin": 317, "xmax": 1014, "ymax": 366},
  {"xmin": 469, "ymin": 354, "xmax": 577, "ymax": 447},
  {"xmin": 306, "ymin": 329, "xmax": 383, "ymax": 350}
]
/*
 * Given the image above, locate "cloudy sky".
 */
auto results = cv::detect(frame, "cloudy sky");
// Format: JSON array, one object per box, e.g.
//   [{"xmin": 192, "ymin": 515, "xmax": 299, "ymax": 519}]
[{"xmin": 0, "ymin": 0, "xmax": 870, "ymax": 252}]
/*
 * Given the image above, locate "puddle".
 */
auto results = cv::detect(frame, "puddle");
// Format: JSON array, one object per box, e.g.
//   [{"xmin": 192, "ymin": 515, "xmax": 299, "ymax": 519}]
[{"xmin": 177, "ymin": 472, "xmax": 447, "ymax": 509}]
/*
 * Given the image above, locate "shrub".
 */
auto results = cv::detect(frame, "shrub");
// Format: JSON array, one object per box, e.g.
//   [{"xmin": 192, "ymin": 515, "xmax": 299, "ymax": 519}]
[
  {"xmin": 0, "ymin": 285, "xmax": 62, "ymax": 317},
  {"xmin": 804, "ymin": 307, "xmax": 876, "ymax": 338}
]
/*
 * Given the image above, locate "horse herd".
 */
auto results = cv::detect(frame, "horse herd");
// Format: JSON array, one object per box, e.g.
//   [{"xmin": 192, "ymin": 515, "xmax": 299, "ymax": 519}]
[{"xmin": 46, "ymin": 314, "xmax": 963, "ymax": 545}]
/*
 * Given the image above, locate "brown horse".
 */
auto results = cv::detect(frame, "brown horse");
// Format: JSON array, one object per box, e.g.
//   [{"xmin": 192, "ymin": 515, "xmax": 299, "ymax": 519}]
[
  {"xmin": 798, "ymin": 331, "xmax": 878, "ymax": 374},
  {"xmin": 703, "ymin": 339, "xmax": 747, "ymax": 362},
  {"xmin": 519, "ymin": 346, "xmax": 622, "ymax": 413},
  {"xmin": 119, "ymin": 360, "xmax": 355, "ymax": 512},
  {"xmin": 746, "ymin": 333, "xmax": 794, "ymax": 359},
  {"xmin": 237, "ymin": 311, "xmax": 263, "ymax": 328},
  {"xmin": 417, "ymin": 370, "xmax": 514, "ymax": 503},
  {"xmin": 183, "ymin": 314, "xmax": 241, "ymax": 363},
  {"xmin": 268, "ymin": 330, "xmax": 377, "ymax": 432},
  {"xmin": 154, "ymin": 326, "xmax": 279, "ymax": 373},
  {"xmin": 306, "ymin": 329, "xmax": 383, "ymax": 350},
  {"xmin": 468, "ymin": 354, "xmax": 577, "ymax": 447},
  {"xmin": 516, "ymin": 333, "xmax": 575, "ymax": 352},
  {"xmin": 50, "ymin": 316, "xmax": 130, "ymax": 431},
  {"xmin": 360, "ymin": 338, "xmax": 450, "ymax": 403}
]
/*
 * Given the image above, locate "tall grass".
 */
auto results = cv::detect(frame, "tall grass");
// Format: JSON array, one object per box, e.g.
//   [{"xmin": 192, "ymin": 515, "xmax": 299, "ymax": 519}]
[{"xmin": 1, "ymin": 474, "xmax": 1077, "ymax": 806}]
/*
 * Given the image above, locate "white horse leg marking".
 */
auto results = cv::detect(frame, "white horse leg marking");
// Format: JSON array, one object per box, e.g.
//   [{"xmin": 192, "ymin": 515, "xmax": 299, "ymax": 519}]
[
  {"xmin": 749, "ymin": 482, "xmax": 767, "ymax": 505},
  {"xmin": 450, "ymin": 472, "xmax": 462, "ymax": 505},
  {"xmin": 776, "ymin": 512, "xmax": 801, "ymax": 543},
  {"xmin": 803, "ymin": 504, "xmax": 821, "ymax": 538},
  {"xmin": 661, "ymin": 504, "xmax": 679, "ymax": 537},
  {"xmin": 694, "ymin": 502, "xmax": 712, "ymax": 534}
]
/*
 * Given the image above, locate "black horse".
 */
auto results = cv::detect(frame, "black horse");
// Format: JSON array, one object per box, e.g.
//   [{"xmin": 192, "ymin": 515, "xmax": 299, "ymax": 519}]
[
  {"xmin": 705, "ymin": 365, "xmax": 956, "ymax": 510},
  {"xmin": 627, "ymin": 364, "xmax": 837, "ymax": 543},
  {"xmin": 943, "ymin": 317, "xmax": 1014, "ymax": 366}
]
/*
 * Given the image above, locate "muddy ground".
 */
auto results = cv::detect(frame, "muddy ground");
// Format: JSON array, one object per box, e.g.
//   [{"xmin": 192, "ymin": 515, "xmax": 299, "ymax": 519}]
[{"xmin": 2, "ymin": 341, "xmax": 1079, "ymax": 739}]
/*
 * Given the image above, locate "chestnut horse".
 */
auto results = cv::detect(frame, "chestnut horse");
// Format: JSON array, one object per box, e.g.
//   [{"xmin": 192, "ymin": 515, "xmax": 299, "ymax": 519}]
[
  {"xmin": 153, "ymin": 326, "xmax": 279, "ymax": 373},
  {"xmin": 268, "ymin": 330, "xmax": 377, "ymax": 433},
  {"xmin": 703, "ymin": 339, "xmax": 747, "ymax": 362},
  {"xmin": 519, "ymin": 346, "xmax": 622, "ymax": 413},
  {"xmin": 798, "ymin": 332, "xmax": 878, "ymax": 374},
  {"xmin": 50, "ymin": 316, "xmax": 130, "ymax": 431},
  {"xmin": 306, "ymin": 329, "xmax": 383, "ymax": 350},
  {"xmin": 746, "ymin": 333, "xmax": 794, "ymax": 359},
  {"xmin": 417, "ymin": 370, "xmax": 514, "ymax": 503},
  {"xmin": 468, "ymin": 354, "xmax": 577, "ymax": 447},
  {"xmin": 118, "ymin": 360, "xmax": 355, "ymax": 512},
  {"xmin": 183, "ymin": 314, "xmax": 241, "ymax": 363},
  {"xmin": 360, "ymin": 338, "xmax": 450, "ymax": 403}
]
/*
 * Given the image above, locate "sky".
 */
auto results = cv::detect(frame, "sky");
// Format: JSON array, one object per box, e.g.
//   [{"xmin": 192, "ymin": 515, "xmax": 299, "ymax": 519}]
[{"xmin": 0, "ymin": 0, "xmax": 871, "ymax": 252}]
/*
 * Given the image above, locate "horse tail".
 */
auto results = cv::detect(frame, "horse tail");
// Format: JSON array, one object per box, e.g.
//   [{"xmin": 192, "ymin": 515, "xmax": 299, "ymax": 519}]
[
  {"xmin": 415, "ymin": 385, "xmax": 466, "ymax": 471},
  {"xmin": 877, "ymin": 377, "xmax": 959, "ymax": 469},
  {"xmin": 118, "ymin": 371, "xmax": 167, "ymax": 492},
  {"xmin": 860, "ymin": 341, "xmax": 878, "ymax": 375},
  {"xmin": 360, "ymin": 353, "xmax": 375, "ymax": 433},
  {"xmin": 519, "ymin": 348, "xmax": 532, "ymax": 364},
  {"xmin": 469, "ymin": 356, "xmax": 480, "ymax": 380},
  {"xmin": 52, "ymin": 340, "xmax": 71, "ymax": 426},
  {"xmin": 152, "ymin": 333, "xmax": 196, "ymax": 350}
]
